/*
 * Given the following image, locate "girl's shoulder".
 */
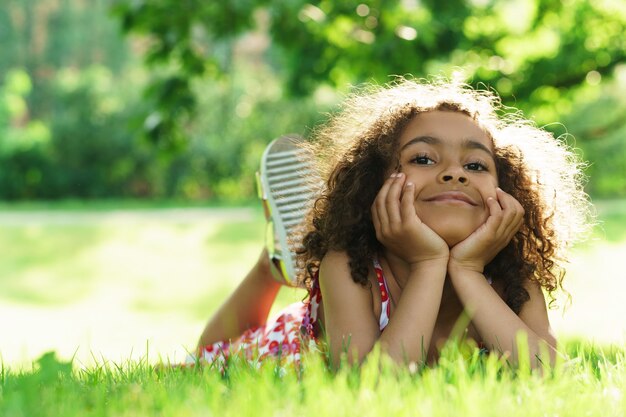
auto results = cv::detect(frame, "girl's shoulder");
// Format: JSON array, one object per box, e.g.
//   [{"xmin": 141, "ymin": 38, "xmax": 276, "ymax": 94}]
[
  {"xmin": 319, "ymin": 250, "xmax": 354, "ymax": 286},
  {"xmin": 319, "ymin": 249, "xmax": 350, "ymax": 264},
  {"xmin": 316, "ymin": 250, "xmax": 381, "ymax": 339},
  {"xmin": 318, "ymin": 250, "xmax": 375, "ymax": 299}
]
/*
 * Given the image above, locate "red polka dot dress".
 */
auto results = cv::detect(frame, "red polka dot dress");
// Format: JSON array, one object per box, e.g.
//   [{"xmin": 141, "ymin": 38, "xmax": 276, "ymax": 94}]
[{"xmin": 192, "ymin": 259, "xmax": 391, "ymax": 369}]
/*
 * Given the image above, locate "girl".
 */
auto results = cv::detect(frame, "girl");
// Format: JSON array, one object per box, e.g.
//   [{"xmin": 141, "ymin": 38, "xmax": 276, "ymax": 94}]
[{"xmin": 193, "ymin": 78, "xmax": 591, "ymax": 370}]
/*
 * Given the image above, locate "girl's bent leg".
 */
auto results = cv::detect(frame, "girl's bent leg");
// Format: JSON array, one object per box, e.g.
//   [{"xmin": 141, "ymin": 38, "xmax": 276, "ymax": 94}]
[{"xmin": 196, "ymin": 249, "xmax": 281, "ymax": 352}]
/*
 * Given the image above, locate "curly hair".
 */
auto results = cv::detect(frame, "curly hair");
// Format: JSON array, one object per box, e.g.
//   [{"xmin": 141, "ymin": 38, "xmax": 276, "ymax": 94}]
[{"xmin": 295, "ymin": 78, "xmax": 592, "ymax": 313}]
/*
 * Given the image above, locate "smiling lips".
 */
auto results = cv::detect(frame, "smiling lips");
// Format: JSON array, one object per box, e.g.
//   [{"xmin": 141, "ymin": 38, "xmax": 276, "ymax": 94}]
[{"xmin": 423, "ymin": 191, "xmax": 478, "ymax": 206}]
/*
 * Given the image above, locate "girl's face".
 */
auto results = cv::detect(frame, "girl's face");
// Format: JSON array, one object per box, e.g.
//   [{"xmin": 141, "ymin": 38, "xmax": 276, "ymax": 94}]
[{"xmin": 396, "ymin": 110, "xmax": 499, "ymax": 246}]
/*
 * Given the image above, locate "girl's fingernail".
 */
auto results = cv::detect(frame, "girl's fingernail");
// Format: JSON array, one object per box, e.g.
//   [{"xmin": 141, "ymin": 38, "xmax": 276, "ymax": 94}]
[
  {"xmin": 390, "ymin": 173, "xmax": 396, "ymax": 178},
  {"xmin": 406, "ymin": 182, "xmax": 413, "ymax": 187}
]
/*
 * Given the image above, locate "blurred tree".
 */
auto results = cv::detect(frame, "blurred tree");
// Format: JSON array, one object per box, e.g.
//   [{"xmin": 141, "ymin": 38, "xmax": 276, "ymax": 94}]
[
  {"xmin": 110, "ymin": 0, "xmax": 257, "ymax": 151},
  {"xmin": 562, "ymin": 74, "xmax": 626, "ymax": 197},
  {"xmin": 3, "ymin": 0, "xmax": 626, "ymax": 200},
  {"xmin": 0, "ymin": 0, "xmax": 152, "ymax": 199},
  {"xmin": 112, "ymin": 0, "xmax": 626, "ymax": 149},
  {"xmin": 2, "ymin": 0, "xmax": 131, "ymax": 119},
  {"xmin": 0, "ymin": 70, "xmax": 53, "ymax": 198}
]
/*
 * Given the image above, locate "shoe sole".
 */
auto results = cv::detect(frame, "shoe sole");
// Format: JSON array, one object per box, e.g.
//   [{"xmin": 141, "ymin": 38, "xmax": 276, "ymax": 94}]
[{"xmin": 257, "ymin": 135, "xmax": 321, "ymax": 287}]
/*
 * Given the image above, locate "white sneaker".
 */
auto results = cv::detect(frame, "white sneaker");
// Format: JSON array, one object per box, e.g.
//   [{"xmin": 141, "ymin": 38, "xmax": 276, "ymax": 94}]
[{"xmin": 256, "ymin": 135, "xmax": 322, "ymax": 287}]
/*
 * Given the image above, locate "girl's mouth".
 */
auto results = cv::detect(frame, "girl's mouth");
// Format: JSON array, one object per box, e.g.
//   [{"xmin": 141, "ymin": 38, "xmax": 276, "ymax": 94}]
[{"xmin": 423, "ymin": 191, "xmax": 477, "ymax": 206}]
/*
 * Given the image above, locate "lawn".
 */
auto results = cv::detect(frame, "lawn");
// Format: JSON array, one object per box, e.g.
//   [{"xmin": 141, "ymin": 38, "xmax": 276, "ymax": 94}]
[
  {"xmin": 1, "ymin": 341, "xmax": 624, "ymax": 416},
  {"xmin": 0, "ymin": 199, "xmax": 625, "ymax": 416},
  {"xmin": 0, "ymin": 204, "xmax": 308, "ymax": 368}
]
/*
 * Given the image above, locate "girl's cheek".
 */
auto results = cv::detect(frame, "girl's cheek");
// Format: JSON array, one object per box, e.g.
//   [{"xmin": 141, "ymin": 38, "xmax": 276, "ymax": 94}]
[{"xmin": 482, "ymin": 185, "xmax": 498, "ymax": 200}]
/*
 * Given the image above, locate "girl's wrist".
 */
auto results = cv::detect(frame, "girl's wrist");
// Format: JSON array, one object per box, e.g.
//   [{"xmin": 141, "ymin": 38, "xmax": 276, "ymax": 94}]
[
  {"xmin": 447, "ymin": 258, "xmax": 486, "ymax": 276},
  {"xmin": 408, "ymin": 256, "xmax": 449, "ymax": 274}
]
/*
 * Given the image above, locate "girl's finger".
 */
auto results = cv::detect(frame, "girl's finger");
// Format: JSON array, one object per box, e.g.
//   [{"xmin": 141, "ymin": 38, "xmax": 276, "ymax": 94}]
[
  {"xmin": 484, "ymin": 195, "xmax": 503, "ymax": 231},
  {"xmin": 374, "ymin": 174, "xmax": 395, "ymax": 228},
  {"xmin": 494, "ymin": 189, "xmax": 513, "ymax": 235},
  {"xmin": 400, "ymin": 181, "xmax": 415, "ymax": 223},
  {"xmin": 385, "ymin": 172, "xmax": 404, "ymax": 225},
  {"xmin": 496, "ymin": 188, "xmax": 516, "ymax": 213},
  {"xmin": 371, "ymin": 200, "xmax": 381, "ymax": 235},
  {"xmin": 496, "ymin": 188, "xmax": 524, "ymax": 237},
  {"xmin": 507, "ymin": 204, "xmax": 525, "ymax": 239}
]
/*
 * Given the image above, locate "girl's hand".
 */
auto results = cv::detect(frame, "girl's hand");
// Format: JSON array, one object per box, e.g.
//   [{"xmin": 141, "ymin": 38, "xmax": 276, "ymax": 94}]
[
  {"xmin": 372, "ymin": 173, "xmax": 449, "ymax": 268},
  {"xmin": 449, "ymin": 188, "xmax": 524, "ymax": 273}
]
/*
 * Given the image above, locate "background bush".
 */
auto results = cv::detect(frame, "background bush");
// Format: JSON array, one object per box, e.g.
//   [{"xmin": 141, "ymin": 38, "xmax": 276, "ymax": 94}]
[{"xmin": 1, "ymin": 0, "xmax": 625, "ymax": 201}]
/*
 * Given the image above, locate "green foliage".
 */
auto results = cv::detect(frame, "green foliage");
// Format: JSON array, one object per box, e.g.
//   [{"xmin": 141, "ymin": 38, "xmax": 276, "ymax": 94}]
[
  {"xmin": 0, "ymin": 0, "xmax": 149, "ymax": 200},
  {"xmin": 0, "ymin": 66, "xmax": 153, "ymax": 199},
  {"xmin": 113, "ymin": 0, "xmax": 626, "ymax": 140},
  {"xmin": 562, "ymin": 75, "xmax": 626, "ymax": 197},
  {"xmin": 111, "ymin": 0, "xmax": 263, "ymax": 149},
  {"xmin": 42, "ymin": 68, "xmax": 148, "ymax": 198},
  {"xmin": 1, "ymin": 0, "xmax": 329, "ymax": 201},
  {"xmin": 167, "ymin": 67, "xmax": 328, "ymax": 200},
  {"xmin": 0, "ymin": 64, "xmax": 324, "ymax": 200},
  {"xmin": 108, "ymin": 0, "xmax": 626, "ymax": 200},
  {"xmin": 3, "ymin": 0, "xmax": 626, "ymax": 200}
]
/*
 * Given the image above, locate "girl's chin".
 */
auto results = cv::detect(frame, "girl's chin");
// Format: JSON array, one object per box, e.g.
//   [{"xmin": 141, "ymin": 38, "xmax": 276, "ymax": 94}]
[
  {"xmin": 418, "ymin": 210, "xmax": 486, "ymax": 247},
  {"xmin": 441, "ymin": 235, "xmax": 468, "ymax": 248},
  {"xmin": 430, "ymin": 225, "xmax": 475, "ymax": 247}
]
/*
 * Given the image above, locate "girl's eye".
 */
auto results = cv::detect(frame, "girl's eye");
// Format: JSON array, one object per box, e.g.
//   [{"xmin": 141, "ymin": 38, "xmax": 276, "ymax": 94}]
[
  {"xmin": 410, "ymin": 154, "xmax": 435, "ymax": 165},
  {"xmin": 465, "ymin": 162, "xmax": 488, "ymax": 171}
]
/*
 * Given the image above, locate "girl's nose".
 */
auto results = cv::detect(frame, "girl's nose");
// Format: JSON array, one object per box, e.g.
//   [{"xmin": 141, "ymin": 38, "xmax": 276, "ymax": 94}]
[{"xmin": 438, "ymin": 168, "xmax": 468, "ymax": 184}]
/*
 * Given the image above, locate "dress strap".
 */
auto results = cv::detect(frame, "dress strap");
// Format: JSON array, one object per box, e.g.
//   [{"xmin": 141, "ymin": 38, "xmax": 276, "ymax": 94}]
[
  {"xmin": 372, "ymin": 258, "xmax": 391, "ymax": 331},
  {"xmin": 302, "ymin": 273, "xmax": 322, "ymax": 339}
]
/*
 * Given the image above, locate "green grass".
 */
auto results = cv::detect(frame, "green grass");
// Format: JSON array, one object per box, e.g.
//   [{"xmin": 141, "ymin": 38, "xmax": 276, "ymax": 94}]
[
  {"xmin": 1, "ymin": 341, "xmax": 624, "ymax": 417},
  {"xmin": 0, "ymin": 198, "xmax": 625, "ymax": 416},
  {"xmin": 0, "ymin": 202, "xmax": 307, "ymax": 369},
  {"xmin": 0, "ymin": 225, "xmax": 104, "ymax": 304},
  {"xmin": 0, "ymin": 209, "xmax": 290, "ymax": 310}
]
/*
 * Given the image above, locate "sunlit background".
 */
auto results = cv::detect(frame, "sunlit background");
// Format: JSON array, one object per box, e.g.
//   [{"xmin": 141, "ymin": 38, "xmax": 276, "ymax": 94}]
[{"xmin": 1, "ymin": 0, "xmax": 626, "ymax": 368}]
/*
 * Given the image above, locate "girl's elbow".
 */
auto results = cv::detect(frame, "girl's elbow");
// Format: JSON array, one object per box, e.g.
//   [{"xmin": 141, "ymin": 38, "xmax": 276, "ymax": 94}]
[
  {"xmin": 527, "ymin": 334, "xmax": 560, "ymax": 369},
  {"xmin": 545, "ymin": 332, "xmax": 558, "ymax": 350},
  {"xmin": 326, "ymin": 337, "xmax": 373, "ymax": 370}
]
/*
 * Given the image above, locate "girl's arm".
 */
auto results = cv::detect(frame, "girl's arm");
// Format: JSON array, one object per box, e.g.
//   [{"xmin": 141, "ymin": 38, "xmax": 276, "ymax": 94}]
[
  {"xmin": 448, "ymin": 267, "xmax": 557, "ymax": 366},
  {"xmin": 318, "ymin": 250, "xmax": 380, "ymax": 368},
  {"xmin": 448, "ymin": 188, "xmax": 557, "ymax": 366},
  {"xmin": 320, "ymin": 173, "xmax": 449, "ymax": 368},
  {"xmin": 319, "ymin": 250, "xmax": 448, "ymax": 368}
]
